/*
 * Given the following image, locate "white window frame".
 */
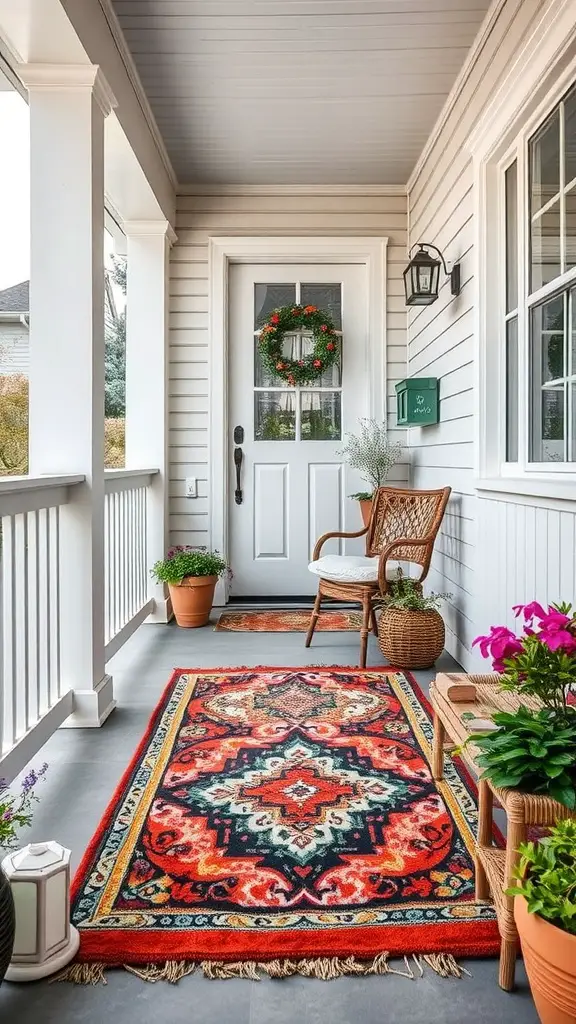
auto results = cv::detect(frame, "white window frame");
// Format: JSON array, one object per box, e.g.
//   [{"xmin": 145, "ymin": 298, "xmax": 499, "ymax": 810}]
[{"xmin": 471, "ymin": 12, "xmax": 576, "ymax": 502}]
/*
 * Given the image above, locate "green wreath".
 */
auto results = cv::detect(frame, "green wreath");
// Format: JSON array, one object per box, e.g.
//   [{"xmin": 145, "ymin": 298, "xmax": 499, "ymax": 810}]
[{"xmin": 258, "ymin": 304, "xmax": 339, "ymax": 386}]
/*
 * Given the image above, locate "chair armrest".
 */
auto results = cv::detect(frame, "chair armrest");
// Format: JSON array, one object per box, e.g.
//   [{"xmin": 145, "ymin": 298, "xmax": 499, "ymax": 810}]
[
  {"xmin": 312, "ymin": 526, "xmax": 368, "ymax": 562},
  {"xmin": 377, "ymin": 537, "xmax": 432, "ymax": 594}
]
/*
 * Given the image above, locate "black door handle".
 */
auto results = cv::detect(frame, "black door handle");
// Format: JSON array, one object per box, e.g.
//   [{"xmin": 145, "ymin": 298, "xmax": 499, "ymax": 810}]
[{"xmin": 234, "ymin": 447, "xmax": 243, "ymax": 505}]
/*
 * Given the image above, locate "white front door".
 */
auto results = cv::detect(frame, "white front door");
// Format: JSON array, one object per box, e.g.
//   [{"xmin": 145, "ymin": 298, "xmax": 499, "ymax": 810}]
[{"xmin": 228, "ymin": 262, "xmax": 369, "ymax": 597}]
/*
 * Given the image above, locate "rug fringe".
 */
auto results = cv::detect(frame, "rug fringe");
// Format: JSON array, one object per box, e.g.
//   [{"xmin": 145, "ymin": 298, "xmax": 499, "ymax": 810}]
[
  {"xmin": 52, "ymin": 953, "xmax": 470, "ymax": 985},
  {"xmin": 51, "ymin": 962, "xmax": 108, "ymax": 985}
]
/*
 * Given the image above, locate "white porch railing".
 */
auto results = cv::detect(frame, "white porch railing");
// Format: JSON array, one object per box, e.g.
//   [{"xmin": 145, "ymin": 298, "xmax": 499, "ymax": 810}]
[
  {"xmin": 104, "ymin": 468, "xmax": 159, "ymax": 660},
  {"xmin": 0, "ymin": 475, "xmax": 83, "ymax": 779},
  {"xmin": 0, "ymin": 468, "xmax": 159, "ymax": 780}
]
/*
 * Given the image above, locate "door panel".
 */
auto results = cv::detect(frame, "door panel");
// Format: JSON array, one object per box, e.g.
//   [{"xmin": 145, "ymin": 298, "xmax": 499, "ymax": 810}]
[
  {"xmin": 229, "ymin": 262, "xmax": 368, "ymax": 596},
  {"xmin": 253, "ymin": 463, "xmax": 288, "ymax": 559}
]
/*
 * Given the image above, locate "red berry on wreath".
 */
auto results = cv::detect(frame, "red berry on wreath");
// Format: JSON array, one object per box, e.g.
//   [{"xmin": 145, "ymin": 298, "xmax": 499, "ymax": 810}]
[
  {"xmin": 276, "ymin": 362, "xmax": 285, "ymax": 370},
  {"xmin": 304, "ymin": 305, "xmax": 317, "ymax": 314},
  {"xmin": 298, "ymin": 360, "xmax": 304, "ymax": 367},
  {"xmin": 287, "ymin": 375, "xmax": 295, "ymax": 386},
  {"xmin": 320, "ymin": 324, "xmax": 328, "ymax": 332},
  {"xmin": 326, "ymin": 342, "xmax": 335, "ymax": 351},
  {"xmin": 270, "ymin": 314, "xmax": 279, "ymax": 324},
  {"xmin": 313, "ymin": 359, "xmax": 322, "ymax": 368}
]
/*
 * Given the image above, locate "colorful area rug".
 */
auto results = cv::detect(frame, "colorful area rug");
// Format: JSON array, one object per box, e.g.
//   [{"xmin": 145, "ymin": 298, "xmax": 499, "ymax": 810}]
[
  {"xmin": 67, "ymin": 667, "xmax": 501, "ymax": 983},
  {"xmin": 215, "ymin": 610, "xmax": 362, "ymax": 632}
]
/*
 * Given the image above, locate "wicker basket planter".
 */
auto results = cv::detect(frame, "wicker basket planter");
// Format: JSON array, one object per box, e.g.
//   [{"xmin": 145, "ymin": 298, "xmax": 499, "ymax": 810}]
[{"xmin": 378, "ymin": 606, "xmax": 445, "ymax": 669}]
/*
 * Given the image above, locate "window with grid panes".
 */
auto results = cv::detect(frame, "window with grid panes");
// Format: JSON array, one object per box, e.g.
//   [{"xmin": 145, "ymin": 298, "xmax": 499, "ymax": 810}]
[{"xmin": 504, "ymin": 83, "xmax": 576, "ymax": 465}]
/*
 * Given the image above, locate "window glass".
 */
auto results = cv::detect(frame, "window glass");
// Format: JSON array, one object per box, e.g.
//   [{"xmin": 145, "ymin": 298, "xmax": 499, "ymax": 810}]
[{"xmin": 505, "ymin": 162, "xmax": 518, "ymax": 313}]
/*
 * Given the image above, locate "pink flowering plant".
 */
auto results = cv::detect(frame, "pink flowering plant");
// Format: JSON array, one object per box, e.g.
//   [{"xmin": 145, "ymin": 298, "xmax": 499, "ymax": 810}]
[
  {"xmin": 0, "ymin": 763, "xmax": 48, "ymax": 850},
  {"xmin": 474, "ymin": 601, "xmax": 576, "ymax": 716},
  {"xmin": 470, "ymin": 602, "xmax": 576, "ymax": 808}
]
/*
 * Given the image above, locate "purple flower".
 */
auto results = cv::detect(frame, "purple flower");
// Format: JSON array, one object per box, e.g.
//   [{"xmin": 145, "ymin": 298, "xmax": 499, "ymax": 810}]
[
  {"xmin": 473, "ymin": 625, "xmax": 523, "ymax": 672},
  {"xmin": 1, "ymin": 810, "xmax": 13, "ymax": 822},
  {"xmin": 513, "ymin": 601, "xmax": 547, "ymax": 624},
  {"xmin": 540, "ymin": 628, "xmax": 576, "ymax": 653}
]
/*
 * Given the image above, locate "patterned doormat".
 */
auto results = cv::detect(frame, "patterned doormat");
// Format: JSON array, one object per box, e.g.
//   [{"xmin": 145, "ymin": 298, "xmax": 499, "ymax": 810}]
[
  {"xmin": 65, "ymin": 667, "xmax": 501, "ymax": 984},
  {"xmin": 215, "ymin": 610, "xmax": 362, "ymax": 632}
]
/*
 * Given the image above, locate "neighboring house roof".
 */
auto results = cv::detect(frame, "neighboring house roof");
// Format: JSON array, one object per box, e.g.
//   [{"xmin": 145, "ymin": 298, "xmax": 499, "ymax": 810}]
[{"xmin": 0, "ymin": 281, "xmax": 29, "ymax": 314}]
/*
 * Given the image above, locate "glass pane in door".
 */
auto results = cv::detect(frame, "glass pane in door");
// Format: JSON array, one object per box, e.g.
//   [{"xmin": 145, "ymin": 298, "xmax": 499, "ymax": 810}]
[
  {"xmin": 254, "ymin": 283, "xmax": 296, "ymax": 326},
  {"xmin": 300, "ymin": 283, "xmax": 342, "ymax": 328},
  {"xmin": 255, "ymin": 392, "xmax": 296, "ymax": 440},
  {"xmin": 300, "ymin": 392, "xmax": 341, "ymax": 440}
]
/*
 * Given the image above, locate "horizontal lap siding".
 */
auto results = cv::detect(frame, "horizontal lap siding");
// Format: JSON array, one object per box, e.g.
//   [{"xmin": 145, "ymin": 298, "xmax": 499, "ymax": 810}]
[
  {"xmin": 407, "ymin": 0, "xmax": 576, "ymax": 669},
  {"xmin": 170, "ymin": 192, "xmax": 408, "ymax": 549}
]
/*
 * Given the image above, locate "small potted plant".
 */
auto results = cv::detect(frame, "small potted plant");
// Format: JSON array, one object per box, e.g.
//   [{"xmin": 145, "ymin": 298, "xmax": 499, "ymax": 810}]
[
  {"xmin": 338, "ymin": 419, "xmax": 404, "ymax": 526},
  {"xmin": 377, "ymin": 573, "xmax": 451, "ymax": 669},
  {"xmin": 151, "ymin": 546, "xmax": 229, "ymax": 628},
  {"xmin": 507, "ymin": 819, "xmax": 576, "ymax": 1023},
  {"xmin": 472, "ymin": 602, "xmax": 576, "ymax": 809},
  {"xmin": 0, "ymin": 764, "xmax": 48, "ymax": 984}
]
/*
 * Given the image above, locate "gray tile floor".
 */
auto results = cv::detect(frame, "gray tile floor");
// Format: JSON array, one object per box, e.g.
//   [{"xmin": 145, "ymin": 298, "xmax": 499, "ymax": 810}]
[{"xmin": 0, "ymin": 617, "xmax": 538, "ymax": 1023}]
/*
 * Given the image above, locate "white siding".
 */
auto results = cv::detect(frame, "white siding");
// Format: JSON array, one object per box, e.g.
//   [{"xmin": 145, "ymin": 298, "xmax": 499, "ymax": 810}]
[
  {"xmin": 169, "ymin": 190, "xmax": 408, "ymax": 548},
  {"xmin": 407, "ymin": 0, "xmax": 576, "ymax": 668},
  {"xmin": 0, "ymin": 322, "xmax": 29, "ymax": 375}
]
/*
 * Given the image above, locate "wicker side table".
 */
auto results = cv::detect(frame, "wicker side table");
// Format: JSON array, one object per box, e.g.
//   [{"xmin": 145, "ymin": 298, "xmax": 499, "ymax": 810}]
[{"xmin": 429, "ymin": 673, "xmax": 575, "ymax": 991}]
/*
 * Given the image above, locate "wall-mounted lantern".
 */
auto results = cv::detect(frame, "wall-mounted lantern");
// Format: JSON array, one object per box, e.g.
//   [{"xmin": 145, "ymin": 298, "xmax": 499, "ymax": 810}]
[{"xmin": 403, "ymin": 244, "xmax": 461, "ymax": 306}]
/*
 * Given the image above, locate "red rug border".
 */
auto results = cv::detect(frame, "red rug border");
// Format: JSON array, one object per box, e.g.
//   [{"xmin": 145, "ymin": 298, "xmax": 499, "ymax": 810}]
[{"xmin": 72, "ymin": 665, "xmax": 502, "ymax": 964}]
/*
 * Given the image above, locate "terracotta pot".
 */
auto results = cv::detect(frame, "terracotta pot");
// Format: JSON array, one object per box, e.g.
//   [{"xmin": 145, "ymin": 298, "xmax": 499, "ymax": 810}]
[
  {"xmin": 359, "ymin": 498, "xmax": 373, "ymax": 528},
  {"xmin": 168, "ymin": 575, "xmax": 218, "ymax": 628},
  {"xmin": 378, "ymin": 606, "xmax": 444, "ymax": 669},
  {"xmin": 515, "ymin": 895, "xmax": 576, "ymax": 1024}
]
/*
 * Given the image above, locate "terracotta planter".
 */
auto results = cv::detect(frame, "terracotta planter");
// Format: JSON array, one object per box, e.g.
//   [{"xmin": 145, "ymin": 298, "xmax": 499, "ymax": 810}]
[
  {"xmin": 515, "ymin": 895, "xmax": 576, "ymax": 1024},
  {"xmin": 168, "ymin": 575, "xmax": 218, "ymax": 628},
  {"xmin": 378, "ymin": 606, "xmax": 444, "ymax": 669},
  {"xmin": 359, "ymin": 498, "xmax": 373, "ymax": 528}
]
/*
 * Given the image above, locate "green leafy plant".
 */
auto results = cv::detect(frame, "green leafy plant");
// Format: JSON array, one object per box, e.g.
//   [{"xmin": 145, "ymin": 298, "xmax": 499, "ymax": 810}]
[
  {"xmin": 506, "ymin": 819, "xmax": 576, "ymax": 933},
  {"xmin": 0, "ymin": 764, "xmax": 48, "ymax": 850},
  {"xmin": 472, "ymin": 706, "xmax": 576, "ymax": 809},
  {"xmin": 338, "ymin": 419, "xmax": 403, "ymax": 501},
  {"xmin": 151, "ymin": 547, "xmax": 229, "ymax": 585},
  {"xmin": 379, "ymin": 573, "xmax": 451, "ymax": 612}
]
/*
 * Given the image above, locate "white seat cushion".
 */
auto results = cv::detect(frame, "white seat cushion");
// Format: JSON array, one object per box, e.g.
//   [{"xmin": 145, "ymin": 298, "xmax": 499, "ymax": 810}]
[{"xmin": 308, "ymin": 555, "xmax": 402, "ymax": 584}]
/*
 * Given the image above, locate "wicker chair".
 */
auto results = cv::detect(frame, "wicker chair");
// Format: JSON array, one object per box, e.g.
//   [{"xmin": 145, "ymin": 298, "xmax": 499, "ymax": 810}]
[{"xmin": 306, "ymin": 485, "xmax": 451, "ymax": 668}]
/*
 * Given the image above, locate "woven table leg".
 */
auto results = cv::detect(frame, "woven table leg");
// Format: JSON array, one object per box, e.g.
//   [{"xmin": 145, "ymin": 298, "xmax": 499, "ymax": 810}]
[
  {"xmin": 431, "ymin": 712, "xmax": 446, "ymax": 781},
  {"xmin": 475, "ymin": 780, "xmax": 493, "ymax": 902},
  {"xmin": 498, "ymin": 814, "xmax": 526, "ymax": 992}
]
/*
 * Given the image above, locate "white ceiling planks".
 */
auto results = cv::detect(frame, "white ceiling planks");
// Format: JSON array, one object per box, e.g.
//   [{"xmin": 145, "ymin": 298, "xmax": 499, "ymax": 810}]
[{"xmin": 111, "ymin": 0, "xmax": 493, "ymax": 185}]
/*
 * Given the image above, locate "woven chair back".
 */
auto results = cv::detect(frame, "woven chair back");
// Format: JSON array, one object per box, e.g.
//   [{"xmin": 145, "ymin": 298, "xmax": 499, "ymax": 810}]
[{"xmin": 366, "ymin": 486, "xmax": 451, "ymax": 566}]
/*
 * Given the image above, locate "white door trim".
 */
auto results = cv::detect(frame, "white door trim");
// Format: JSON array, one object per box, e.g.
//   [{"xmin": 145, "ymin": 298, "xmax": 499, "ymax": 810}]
[{"xmin": 207, "ymin": 235, "xmax": 388, "ymax": 603}]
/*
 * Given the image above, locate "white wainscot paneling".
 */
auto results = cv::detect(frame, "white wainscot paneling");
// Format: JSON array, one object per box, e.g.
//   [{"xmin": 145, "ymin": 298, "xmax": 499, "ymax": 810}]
[
  {"xmin": 254, "ymin": 463, "xmax": 288, "ymax": 559},
  {"xmin": 308, "ymin": 463, "xmax": 342, "ymax": 558},
  {"xmin": 477, "ymin": 497, "xmax": 576, "ymax": 639}
]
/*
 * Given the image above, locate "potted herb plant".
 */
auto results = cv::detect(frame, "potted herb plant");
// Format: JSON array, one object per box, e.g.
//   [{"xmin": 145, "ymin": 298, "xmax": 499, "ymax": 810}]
[
  {"xmin": 0, "ymin": 764, "xmax": 48, "ymax": 984},
  {"xmin": 151, "ymin": 547, "xmax": 229, "ymax": 628},
  {"xmin": 377, "ymin": 573, "xmax": 451, "ymax": 669},
  {"xmin": 338, "ymin": 419, "xmax": 404, "ymax": 526},
  {"xmin": 473, "ymin": 602, "xmax": 576, "ymax": 809},
  {"xmin": 507, "ymin": 820, "xmax": 576, "ymax": 1023}
]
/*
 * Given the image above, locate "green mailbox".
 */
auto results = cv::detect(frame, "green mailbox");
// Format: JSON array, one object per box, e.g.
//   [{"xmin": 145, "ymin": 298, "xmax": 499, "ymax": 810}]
[{"xmin": 395, "ymin": 378, "xmax": 439, "ymax": 426}]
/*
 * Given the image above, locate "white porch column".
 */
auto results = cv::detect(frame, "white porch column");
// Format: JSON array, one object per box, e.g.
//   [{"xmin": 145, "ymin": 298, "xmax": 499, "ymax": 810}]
[
  {"xmin": 20, "ymin": 64, "xmax": 117, "ymax": 726},
  {"xmin": 124, "ymin": 221, "xmax": 176, "ymax": 622}
]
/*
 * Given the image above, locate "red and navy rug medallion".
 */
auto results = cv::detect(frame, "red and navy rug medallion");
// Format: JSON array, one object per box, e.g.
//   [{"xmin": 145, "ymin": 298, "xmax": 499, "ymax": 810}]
[{"xmin": 69, "ymin": 667, "xmax": 501, "ymax": 979}]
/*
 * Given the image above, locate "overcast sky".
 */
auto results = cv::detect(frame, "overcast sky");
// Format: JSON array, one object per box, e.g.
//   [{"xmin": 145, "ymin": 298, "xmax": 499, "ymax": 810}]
[{"xmin": 0, "ymin": 88, "xmax": 30, "ymax": 292}]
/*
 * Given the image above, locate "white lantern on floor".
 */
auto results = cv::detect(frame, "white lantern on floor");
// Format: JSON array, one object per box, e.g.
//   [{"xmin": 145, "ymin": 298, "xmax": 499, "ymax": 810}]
[{"xmin": 2, "ymin": 841, "xmax": 79, "ymax": 981}]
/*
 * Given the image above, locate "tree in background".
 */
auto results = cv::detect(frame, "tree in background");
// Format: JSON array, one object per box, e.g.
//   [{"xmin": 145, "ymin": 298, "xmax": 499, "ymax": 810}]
[
  {"xmin": 105, "ymin": 255, "xmax": 126, "ymax": 418},
  {"xmin": 0, "ymin": 374, "xmax": 28, "ymax": 474}
]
